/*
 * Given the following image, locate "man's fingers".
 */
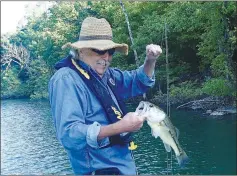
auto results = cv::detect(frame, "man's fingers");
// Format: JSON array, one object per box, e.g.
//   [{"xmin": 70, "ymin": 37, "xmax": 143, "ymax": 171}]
[
  {"xmin": 147, "ymin": 49, "xmax": 155, "ymax": 56},
  {"xmin": 137, "ymin": 115, "xmax": 146, "ymax": 121},
  {"xmin": 146, "ymin": 44, "xmax": 162, "ymax": 57}
]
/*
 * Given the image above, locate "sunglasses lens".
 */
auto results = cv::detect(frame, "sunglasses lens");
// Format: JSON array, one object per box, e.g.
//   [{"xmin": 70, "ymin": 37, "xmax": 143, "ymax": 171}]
[
  {"xmin": 92, "ymin": 48, "xmax": 115, "ymax": 56},
  {"xmin": 92, "ymin": 49, "xmax": 106, "ymax": 55},
  {"xmin": 108, "ymin": 48, "xmax": 115, "ymax": 55}
]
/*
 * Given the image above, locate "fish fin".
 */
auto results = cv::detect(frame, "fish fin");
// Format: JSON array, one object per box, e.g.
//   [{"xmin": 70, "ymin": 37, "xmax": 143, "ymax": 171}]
[
  {"xmin": 176, "ymin": 151, "xmax": 189, "ymax": 168},
  {"xmin": 175, "ymin": 127, "xmax": 180, "ymax": 139},
  {"xmin": 163, "ymin": 143, "xmax": 171, "ymax": 152},
  {"xmin": 151, "ymin": 129, "xmax": 159, "ymax": 138}
]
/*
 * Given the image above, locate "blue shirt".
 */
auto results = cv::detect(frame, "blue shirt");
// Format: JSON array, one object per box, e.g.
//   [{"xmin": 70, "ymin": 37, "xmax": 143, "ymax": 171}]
[{"xmin": 48, "ymin": 60, "xmax": 155, "ymax": 174}]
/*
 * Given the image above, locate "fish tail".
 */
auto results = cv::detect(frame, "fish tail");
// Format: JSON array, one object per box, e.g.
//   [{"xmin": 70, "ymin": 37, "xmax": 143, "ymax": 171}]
[{"xmin": 176, "ymin": 151, "xmax": 189, "ymax": 167}]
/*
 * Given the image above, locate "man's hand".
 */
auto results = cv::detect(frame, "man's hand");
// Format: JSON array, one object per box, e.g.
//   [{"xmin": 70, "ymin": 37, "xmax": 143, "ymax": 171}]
[
  {"xmin": 143, "ymin": 44, "xmax": 162, "ymax": 77},
  {"xmin": 146, "ymin": 44, "xmax": 162, "ymax": 61},
  {"xmin": 116, "ymin": 112, "xmax": 146, "ymax": 132},
  {"xmin": 98, "ymin": 112, "xmax": 146, "ymax": 140}
]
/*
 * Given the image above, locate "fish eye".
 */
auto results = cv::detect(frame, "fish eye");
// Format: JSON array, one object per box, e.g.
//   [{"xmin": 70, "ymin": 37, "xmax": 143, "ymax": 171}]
[
  {"xmin": 149, "ymin": 104, "xmax": 154, "ymax": 107},
  {"xmin": 139, "ymin": 107, "xmax": 143, "ymax": 110}
]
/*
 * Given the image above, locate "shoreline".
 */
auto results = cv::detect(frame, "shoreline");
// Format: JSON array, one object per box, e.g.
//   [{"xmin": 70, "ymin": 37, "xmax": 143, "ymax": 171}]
[{"xmin": 2, "ymin": 94, "xmax": 236, "ymax": 116}]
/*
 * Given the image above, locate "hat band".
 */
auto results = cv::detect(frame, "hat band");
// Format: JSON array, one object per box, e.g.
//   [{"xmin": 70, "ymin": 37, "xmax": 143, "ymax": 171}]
[{"xmin": 79, "ymin": 35, "xmax": 112, "ymax": 41}]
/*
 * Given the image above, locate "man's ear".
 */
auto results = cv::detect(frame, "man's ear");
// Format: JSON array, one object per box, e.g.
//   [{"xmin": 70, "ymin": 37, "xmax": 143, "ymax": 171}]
[
  {"xmin": 79, "ymin": 49, "xmax": 86, "ymax": 58},
  {"xmin": 79, "ymin": 49, "xmax": 83, "ymax": 54}
]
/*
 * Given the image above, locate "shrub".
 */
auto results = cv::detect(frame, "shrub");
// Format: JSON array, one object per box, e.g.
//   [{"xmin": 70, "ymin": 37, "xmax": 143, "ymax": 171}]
[
  {"xmin": 202, "ymin": 78, "xmax": 234, "ymax": 96},
  {"xmin": 27, "ymin": 59, "xmax": 51, "ymax": 99},
  {"xmin": 1, "ymin": 69, "xmax": 21, "ymax": 98},
  {"xmin": 170, "ymin": 81, "xmax": 203, "ymax": 100}
]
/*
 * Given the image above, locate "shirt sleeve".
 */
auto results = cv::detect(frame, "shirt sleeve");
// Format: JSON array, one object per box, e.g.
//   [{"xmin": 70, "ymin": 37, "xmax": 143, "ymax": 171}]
[
  {"xmin": 111, "ymin": 65, "xmax": 155, "ymax": 99},
  {"xmin": 48, "ymin": 69, "xmax": 109, "ymax": 150}
]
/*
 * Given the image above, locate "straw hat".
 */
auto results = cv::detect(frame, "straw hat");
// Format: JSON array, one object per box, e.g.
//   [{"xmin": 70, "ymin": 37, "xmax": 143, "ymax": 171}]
[{"xmin": 62, "ymin": 17, "xmax": 128, "ymax": 55}]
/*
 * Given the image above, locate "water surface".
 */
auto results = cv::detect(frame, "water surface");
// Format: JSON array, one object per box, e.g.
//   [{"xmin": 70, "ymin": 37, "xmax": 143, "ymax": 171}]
[{"xmin": 1, "ymin": 99, "xmax": 236, "ymax": 175}]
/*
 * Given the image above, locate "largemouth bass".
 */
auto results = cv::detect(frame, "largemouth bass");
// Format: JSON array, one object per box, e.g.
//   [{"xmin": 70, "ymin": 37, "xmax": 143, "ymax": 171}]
[{"xmin": 135, "ymin": 101, "xmax": 189, "ymax": 167}]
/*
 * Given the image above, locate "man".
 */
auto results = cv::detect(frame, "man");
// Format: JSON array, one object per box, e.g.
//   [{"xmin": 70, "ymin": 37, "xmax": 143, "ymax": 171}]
[{"xmin": 48, "ymin": 17, "xmax": 162, "ymax": 175}]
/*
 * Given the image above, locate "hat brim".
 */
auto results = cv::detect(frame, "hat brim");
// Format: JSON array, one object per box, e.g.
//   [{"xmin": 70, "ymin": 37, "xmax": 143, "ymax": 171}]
[{"xmin": 62, "ymin": 40, "xmax": 128, "ymax": 55}]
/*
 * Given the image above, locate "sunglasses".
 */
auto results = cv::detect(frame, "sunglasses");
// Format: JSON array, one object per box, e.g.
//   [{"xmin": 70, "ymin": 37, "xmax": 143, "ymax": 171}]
[{"xmin": 91, "ymin": 48, "xmax": 115, "ymax": 56}]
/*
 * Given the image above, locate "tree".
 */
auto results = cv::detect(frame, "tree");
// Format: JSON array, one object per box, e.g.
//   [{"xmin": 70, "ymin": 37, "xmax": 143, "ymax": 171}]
[{"xmin": 1, "ymin": 43, "xmax": 30, "ymax": 75}]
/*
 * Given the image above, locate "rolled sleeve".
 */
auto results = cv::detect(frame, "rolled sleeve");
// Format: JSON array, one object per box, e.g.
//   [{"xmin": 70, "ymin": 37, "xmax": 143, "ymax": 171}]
[
  {"xmin": 87, "ymin": 122, "xmax": 110, "ymax": 149},
  {"xmin": 137, "ymin": 64, "xmax": 155, "ymax": 87}
]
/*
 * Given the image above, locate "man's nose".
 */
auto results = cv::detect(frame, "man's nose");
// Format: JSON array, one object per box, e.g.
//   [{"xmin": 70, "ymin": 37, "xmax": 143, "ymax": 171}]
[{"xmin": 101, "ymin": 52, "xmax": 110, "ymax": 60}]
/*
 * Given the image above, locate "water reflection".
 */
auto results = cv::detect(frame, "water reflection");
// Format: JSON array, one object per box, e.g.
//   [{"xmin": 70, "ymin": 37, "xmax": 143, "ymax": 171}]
[
  {"xmin": 1, "ymin": 100, "xmax": 236, "ymax": 175},
  {"xmin": 1, "ymin": 100, "xmax": 73, "ymax": 175}
]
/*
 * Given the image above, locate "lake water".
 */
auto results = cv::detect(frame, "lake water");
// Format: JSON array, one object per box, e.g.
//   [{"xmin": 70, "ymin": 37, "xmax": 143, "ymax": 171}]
[{"xmin": 1, "ymin": 99, "xmax": 236, "ymax": 175}]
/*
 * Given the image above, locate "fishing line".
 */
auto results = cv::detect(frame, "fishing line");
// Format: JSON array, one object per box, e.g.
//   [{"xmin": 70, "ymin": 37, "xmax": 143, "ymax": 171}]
[{"xmin": 164, "ymin": 20, "xmax": 173, "ymax": 175}]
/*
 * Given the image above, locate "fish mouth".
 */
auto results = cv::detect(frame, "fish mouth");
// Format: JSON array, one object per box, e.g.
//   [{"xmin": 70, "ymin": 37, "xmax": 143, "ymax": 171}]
[{"xmin": 135, "ymin": 101, "xmax": 147, "ymax": 115}]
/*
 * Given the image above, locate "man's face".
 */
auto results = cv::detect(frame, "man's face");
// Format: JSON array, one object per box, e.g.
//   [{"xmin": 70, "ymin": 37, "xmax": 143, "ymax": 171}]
[{"xmin": 79, "ymin": 48, "xmax": 114, "ymax": 77}]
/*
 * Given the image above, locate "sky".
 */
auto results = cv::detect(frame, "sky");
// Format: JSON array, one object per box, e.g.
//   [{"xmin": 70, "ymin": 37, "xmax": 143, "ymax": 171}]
[{"xmin": 1, "ymin": 1, "xmax": 48, "ymax": 35}]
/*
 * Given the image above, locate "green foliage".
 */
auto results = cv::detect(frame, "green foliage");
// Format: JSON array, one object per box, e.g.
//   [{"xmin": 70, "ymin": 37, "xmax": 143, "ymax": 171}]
[
  {"xmin": 202, "ymin": 78, "xmax": 234, "ymax": 96},
  {"xmin": 26, "ymin": 59, "xmax": 51, "ymax": 99},
  {"xmin": 211, "ymin": 53, "xmax": 229, "ymax": 77},
  {"xmin": 1, "ymin": 68, "xmax": 27, "ymax": 98},
  {"xmin": 1, "ymin": 1, "xmax": 236, "ymax": 101},
  {"xmin": 170, "ymin": 81, "xmax": 203, "ymax": 100}
]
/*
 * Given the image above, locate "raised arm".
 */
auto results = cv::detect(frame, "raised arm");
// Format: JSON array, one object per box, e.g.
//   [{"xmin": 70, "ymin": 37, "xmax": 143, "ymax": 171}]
[{"xmin": 111, "ymin": 44, "xmax": 162, "ymax": 99}]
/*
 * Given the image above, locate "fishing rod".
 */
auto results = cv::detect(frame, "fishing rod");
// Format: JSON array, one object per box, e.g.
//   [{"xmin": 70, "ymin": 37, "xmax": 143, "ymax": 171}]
[
  {"xmin": 120, "ymin": 1, "xmax": 173, "ymax": 174},
  {"xmin": 120, "ymin": 0, "xmax": 148, "ymax": 100},
  {"xmin": 164, "ymin": 19, "xmax": 173, "ymax": 175}
]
